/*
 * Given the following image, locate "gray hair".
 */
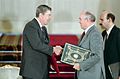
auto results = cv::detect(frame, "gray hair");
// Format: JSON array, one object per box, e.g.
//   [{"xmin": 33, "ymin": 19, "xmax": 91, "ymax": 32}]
[{"xmin": 84, "ymin": 11, "xmax": 96, "ymax": 22}]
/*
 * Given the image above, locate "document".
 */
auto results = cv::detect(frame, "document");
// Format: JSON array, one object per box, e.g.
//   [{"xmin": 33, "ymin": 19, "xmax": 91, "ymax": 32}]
[{"xmin": 61, "ymin": 43, "xmax": 90, "ymax": 65}]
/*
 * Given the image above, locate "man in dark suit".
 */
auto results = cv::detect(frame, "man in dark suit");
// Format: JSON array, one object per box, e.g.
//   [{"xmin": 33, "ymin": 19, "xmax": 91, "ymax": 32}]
[
  {"xmin": 99, "ymin": 10, "xmax": 120, "ymax": 79},
  {"xmin": 19, "ymin": 5, "xmax": 62, "ymax": 79},
  {"xmin": 119, "ymin": 71, "xmax": 120, "ymax": 79},
  {"xmin": 73, "ymin": 11, "xmax": 106, "ymax": 79}
]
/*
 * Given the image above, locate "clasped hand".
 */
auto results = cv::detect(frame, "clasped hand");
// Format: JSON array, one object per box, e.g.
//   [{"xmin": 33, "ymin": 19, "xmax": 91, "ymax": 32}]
[
  {"xmin": 73, "ymin": 63, "xmax": 80, "ymax": 70},
  {"xmin": 53, "ymin": 46, "xmax": 63, "ymax": 55}
]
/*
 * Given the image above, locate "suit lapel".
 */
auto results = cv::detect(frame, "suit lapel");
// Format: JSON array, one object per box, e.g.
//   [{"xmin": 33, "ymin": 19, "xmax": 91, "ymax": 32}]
[
  {"xmin": 107, "ymin": 25, "xmax": 116, "ymax": 40},
  {"xmin": 32, "ymin": 18, "xmax": 49, "ymax": 44},
  {"xmin": 32, "ymin": 18, "xmax": 41, "ymax": 29},
  {"xmin": 42, "ymin": 27, "xmax": 49, "ymax": 43}
]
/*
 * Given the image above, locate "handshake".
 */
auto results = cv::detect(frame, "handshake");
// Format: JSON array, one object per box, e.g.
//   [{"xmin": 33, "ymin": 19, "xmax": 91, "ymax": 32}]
[{"xmin": 53, "ymin": 46, "xmax": 63, "ymax": 55}]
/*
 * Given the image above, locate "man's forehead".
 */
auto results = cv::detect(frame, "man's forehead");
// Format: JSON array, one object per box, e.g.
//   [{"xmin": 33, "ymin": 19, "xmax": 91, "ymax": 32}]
[
  {"xmin": 101, "ymin": 10, "xmax": 110, "ymax": 16},
  {"xmin": 100, "ymin": 12, "xmax": 107, "ymax": 18},
  {"xmin": 44, "ymin": 10, "xmax": 51, "ymax": 14}
]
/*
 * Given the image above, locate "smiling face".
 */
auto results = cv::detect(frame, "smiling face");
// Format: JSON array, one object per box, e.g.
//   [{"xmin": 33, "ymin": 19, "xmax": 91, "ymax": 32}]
[
  {"xmin": 39, "ymin": 10, "xmax": 52, "ymax": 25},
  {"xmin": 36, "ymin": 5, "xmax": 52, "ymax": 26}
]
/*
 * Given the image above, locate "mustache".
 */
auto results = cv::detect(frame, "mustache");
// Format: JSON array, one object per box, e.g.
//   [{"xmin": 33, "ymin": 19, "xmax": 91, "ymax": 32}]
[{"xmin": 99, "ymin": 23, "xmax": 102, "ymax": 26}]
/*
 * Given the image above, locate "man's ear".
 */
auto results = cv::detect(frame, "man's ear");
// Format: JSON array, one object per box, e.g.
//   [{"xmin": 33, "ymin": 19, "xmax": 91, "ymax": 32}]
[
  {"xmin": 39, "ymin": 13, "xmax": 42, "ymax": 16},
  {"xmin": 108, "ymin": 18, "xmax": 112, "ymax": 22},
  {"xmin": 107, "ymin": 18, "xmax": 110, "ymax": 22}
]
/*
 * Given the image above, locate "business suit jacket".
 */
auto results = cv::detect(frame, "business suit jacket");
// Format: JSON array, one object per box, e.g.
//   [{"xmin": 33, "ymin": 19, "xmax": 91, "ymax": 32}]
[
  {"xmin": 77, "ymin": 25, "xmax": 106, "ymax": 79},
  {"xmin": 19, "ymin": 18, "xmax": 53, "ymax": 79},
  {"xmin": 102, "ymin": 25, "xmax": 120, "ymax": 79},
  {"xmin": 102, "ymin": 25, "xmax": 120, "ymax": 65}
]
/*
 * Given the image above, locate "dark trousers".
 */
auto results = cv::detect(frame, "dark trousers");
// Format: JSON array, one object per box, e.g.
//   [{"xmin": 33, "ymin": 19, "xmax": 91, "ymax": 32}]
[
  {"xmin": 23, "ymin": 76, "xmax": 32, "ymax": 79},
  {"xmin": 23, "ymin": 75, "xmax": 49, "ymax": 79}
]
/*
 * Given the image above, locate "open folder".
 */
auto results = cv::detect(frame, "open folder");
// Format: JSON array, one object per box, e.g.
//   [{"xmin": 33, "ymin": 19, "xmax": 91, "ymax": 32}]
[{"xmin": 61, "ymin": 43, "xmax": 91, "ymax": 65}]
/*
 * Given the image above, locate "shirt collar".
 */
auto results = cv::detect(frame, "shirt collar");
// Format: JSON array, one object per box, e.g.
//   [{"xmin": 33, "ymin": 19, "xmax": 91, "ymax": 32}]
[
  {"xmin": 35, "ymin": 17, "xmax": 42, "ymax": 28},
  {"xmin": 84, "ymin": 23, "xmax": 94, "ymax": 34},
  {"xmin": 106, "ymin": 24, "xmax": 114, "ymax": 36}
]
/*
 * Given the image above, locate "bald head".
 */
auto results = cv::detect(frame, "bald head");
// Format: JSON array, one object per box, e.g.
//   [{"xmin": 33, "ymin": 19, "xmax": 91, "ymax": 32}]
[
  {"xmin": 101, "ymin": 10, "xmax": 115, "ymax": 23},
  {"xmin": 99, "ymin": 10, "xmax": 115, "ymax": 30}
]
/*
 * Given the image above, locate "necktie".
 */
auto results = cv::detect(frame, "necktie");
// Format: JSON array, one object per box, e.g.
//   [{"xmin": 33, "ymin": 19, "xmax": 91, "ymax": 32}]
[
  {"xmin": 80, "ymin": 31, "xmax": 85, "ymax": 41},
  {"xmin": 104, "ymin": 32, "xmax": 108, "ymax": 46},
  {"xmin": 41, "ymin": 26, "xmax": 47, "ymax": 36},
  {"xmin": 41, "ymin": 26, "xmax": 49, "ymax": 43},
  {"xmin": 41, "ymin": 26, "xmax": 46, "ymax": 32}
]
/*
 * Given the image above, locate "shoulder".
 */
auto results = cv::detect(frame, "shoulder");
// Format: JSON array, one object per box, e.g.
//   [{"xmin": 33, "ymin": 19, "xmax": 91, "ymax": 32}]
[
  {"xmin": 115, "ymin": 26, "xmax": 120, "ymax": 37},
  {"xmin": 88, "ymin": 27, "xmax": 103, "ymax": 48},
  {"xmin": 115, "ymin": 26, "xmax": 120, "ymax": 32},
  {"xmin": 90, "ymin": 26, "xmax": 103, "ymax": 40},
  {"xmin": 89, "ymin": 26, "xmax": 102, "ymax": 37},
  {"xmin": 23, "ymin": 19, "xmax": 40, "ymax": 34},
  {"xmin": 25, "ymin": 19, "xmax": 39, "ymax": 29},
  {"xmin": 111, "ymin": 25, "xmax": 120, "ymax": 36}
]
